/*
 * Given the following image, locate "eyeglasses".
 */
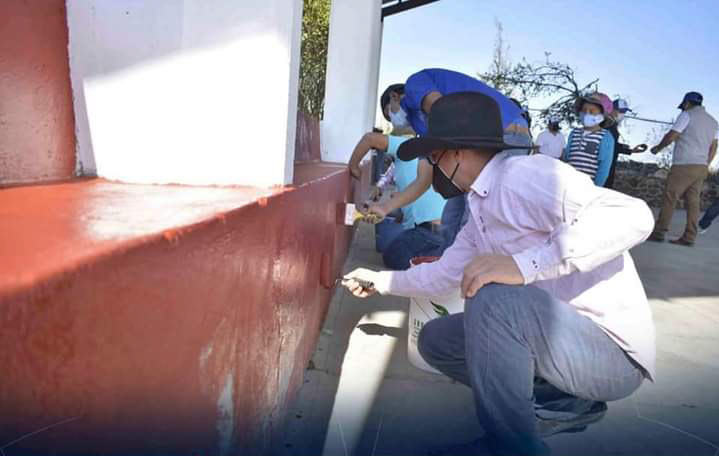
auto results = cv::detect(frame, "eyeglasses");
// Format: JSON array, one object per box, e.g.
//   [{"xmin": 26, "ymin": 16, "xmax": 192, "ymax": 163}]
[{"xmin": 427, "ymin": 150, "xmax": 447, "ymax": 166}]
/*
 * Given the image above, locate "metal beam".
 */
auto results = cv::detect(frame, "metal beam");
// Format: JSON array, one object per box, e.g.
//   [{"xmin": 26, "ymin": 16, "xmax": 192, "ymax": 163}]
[{"xmin": 382, "ymin": 0, "xmax": 440, "ymax": 19}]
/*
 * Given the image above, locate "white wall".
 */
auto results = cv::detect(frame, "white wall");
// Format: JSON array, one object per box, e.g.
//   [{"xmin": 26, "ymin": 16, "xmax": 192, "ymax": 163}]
[
  {"xmin": 321, "ymin": 0, "xmax": 383, "ymax": 164},
  {"xmin": 66, "ymin": 0, "xmax": 302, "ymax": 187}
]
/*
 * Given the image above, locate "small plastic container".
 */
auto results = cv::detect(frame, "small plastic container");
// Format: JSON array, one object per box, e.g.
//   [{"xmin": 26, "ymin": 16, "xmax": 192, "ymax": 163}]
[{"xmin": 407, "ymin": 256, "xmax": 465, "ymax": 374}]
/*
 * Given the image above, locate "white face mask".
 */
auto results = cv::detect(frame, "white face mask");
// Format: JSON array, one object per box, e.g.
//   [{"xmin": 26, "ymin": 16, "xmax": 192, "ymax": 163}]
[
  {"xmin": 581, "ymin": 112, "xmax": 604, "ymax": 128},
  {"xmin": 615, "ymin": 112, "xmax": 625, "ymax": 124},
  {"xmin": 389, "ymin": 106, "xmax": 410, "ymax": 130}
]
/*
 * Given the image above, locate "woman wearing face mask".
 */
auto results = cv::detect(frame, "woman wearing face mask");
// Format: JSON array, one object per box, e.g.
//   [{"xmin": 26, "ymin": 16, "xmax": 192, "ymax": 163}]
[{"xmin": 561, "ymin": 93, "xmax": 616, "ymax": 186}]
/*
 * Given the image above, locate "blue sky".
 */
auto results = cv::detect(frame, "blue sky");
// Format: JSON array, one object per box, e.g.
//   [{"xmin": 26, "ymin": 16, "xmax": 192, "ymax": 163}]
[{"xmin": 377, "ymin": 0, "xmax": 719, "ymax": 162}]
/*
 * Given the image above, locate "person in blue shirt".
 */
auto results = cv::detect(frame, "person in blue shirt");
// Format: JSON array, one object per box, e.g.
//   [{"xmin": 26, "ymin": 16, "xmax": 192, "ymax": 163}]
[
  {"xmin": 375, "ymin": 69, "xmax": 532, "ymax": 252},
  {"xmin": 349, "ymin": 132, "xmax": 446, "ymax": 270},
  {"xmin": 561, "ymin": 93, "xmax": 616, "ymax": 186}
]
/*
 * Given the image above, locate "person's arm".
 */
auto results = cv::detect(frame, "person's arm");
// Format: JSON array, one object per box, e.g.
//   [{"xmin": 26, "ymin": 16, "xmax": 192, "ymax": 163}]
[
  {"xmin": 348, "ymin": 132, "xmax": 388, "ymax": 179},
  {"xmin": 594, "ymin": 132, "xmax": 615, "ymax": 186},
  {"xmin": 367, "ymin": 159, "xmax": 433, "ymax": 218},
  {"xmin": 708, "ymin": 138, "xmax": 717, "ymax": 166},
  {"xmin": 421, "ymin": 91, "xmax": 442, "ymax": 114},
  {"xmin": 403, "ymin": 70, "xmax": 444, "ymax": 116},
  {"xmin": 344, "ymin": 213, "xmax": 479, "ymax": 298},
  {"xmin": 616, "ymin": 141, "xmax": 632, "ymax": 154},
  {"xmin": 509, "ymin": 169, "xmax": 655, "ymax": 284},
  {"xmin": 651, "ymin": 130, "xmax": 681, "ymax": 154},
  {"xmin": 651, "ymin": 112, "xmax": 688, "ymax": 154},
  {"xmin": 561, "ymin": 131, "xmax": 572, "ymax": 161}
]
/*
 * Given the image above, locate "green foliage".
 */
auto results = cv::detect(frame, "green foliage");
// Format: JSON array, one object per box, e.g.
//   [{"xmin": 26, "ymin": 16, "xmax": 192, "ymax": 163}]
[{"xmin": 299, "ymin": 0, "xmax": 330, "ymax": 118}]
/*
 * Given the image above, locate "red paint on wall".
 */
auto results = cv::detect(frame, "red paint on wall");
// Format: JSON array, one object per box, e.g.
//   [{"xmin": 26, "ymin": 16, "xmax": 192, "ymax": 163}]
[
  {"xmin": 0, "ymin": 161, "xmax": 370, "ymax": 455},
  {"xmin": 0, "ymin": 0, "xmax": 76, "ymax": 185}
]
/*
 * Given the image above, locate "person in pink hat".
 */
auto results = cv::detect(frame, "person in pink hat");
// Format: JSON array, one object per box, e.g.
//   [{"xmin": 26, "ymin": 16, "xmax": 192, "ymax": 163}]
[{"xmin": 561, "ymin": 93, "xmax": 616, "ymax": 186}]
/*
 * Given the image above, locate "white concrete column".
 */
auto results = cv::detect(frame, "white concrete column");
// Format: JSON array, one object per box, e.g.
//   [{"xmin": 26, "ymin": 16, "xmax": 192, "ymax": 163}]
[
  {"xmin": 321, "ymin": 0, "xmax": 383, "ymax": 164},
  {"xmin": 66, "ymin": 0, "xmax": 302, "ymax": 187}
]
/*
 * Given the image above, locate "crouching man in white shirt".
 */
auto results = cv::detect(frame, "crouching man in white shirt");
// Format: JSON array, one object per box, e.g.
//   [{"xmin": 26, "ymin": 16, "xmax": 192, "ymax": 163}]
[{"xmin": 342, "ymin": 92, "xmax": 656, "ymax": 456}]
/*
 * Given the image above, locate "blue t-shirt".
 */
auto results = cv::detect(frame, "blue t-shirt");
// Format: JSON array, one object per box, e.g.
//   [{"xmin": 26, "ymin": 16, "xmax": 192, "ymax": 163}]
[
  {"xmin": 400, "ymin": 68, "xmax": 526, "ymax": 136},
  {"xmin": 387, "ymin": 135, "xmax": 446, "ymax": 229}
]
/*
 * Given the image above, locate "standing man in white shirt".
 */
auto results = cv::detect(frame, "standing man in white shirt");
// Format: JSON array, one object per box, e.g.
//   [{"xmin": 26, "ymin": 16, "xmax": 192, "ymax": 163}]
[
  {"xmin": 533, "ymin": 116, "xmax": 565, "ymax": 159},
  {"xmin": 342, "ymin": 92, "xmax": 656, "ymax": 456},
  {"xmin": 649, "ymin": 91, "xmax": 718, "ymax": 246}
]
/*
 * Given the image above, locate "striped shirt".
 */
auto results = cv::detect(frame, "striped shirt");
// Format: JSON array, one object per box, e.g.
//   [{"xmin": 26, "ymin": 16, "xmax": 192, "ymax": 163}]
[{"xmin": 564, "ymin": 128, "xmax": 608, "ymax": 179}]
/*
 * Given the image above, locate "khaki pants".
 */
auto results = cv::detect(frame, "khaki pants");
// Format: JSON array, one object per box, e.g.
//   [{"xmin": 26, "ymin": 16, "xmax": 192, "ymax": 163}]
[{"xmin": 654, "ymin": 164, "xmax": 708, "ymax": 241}]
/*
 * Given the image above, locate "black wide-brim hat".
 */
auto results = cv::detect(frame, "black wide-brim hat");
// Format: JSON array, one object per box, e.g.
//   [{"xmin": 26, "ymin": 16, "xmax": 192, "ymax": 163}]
[{"xmin": 398, "ymin": 91, "xmax": 521, "ymax": 161}]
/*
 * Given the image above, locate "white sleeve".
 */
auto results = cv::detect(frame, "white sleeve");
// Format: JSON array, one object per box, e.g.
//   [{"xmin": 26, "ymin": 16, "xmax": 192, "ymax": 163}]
[{"xmin": 671, "ymin": 112, "xmax": 690, "ymax": 133}]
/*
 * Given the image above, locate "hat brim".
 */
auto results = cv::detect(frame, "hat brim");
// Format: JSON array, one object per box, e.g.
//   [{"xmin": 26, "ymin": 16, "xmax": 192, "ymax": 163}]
[{"xmin": 397, "ymin": 136, "xmax": 521, "ymax": 162}]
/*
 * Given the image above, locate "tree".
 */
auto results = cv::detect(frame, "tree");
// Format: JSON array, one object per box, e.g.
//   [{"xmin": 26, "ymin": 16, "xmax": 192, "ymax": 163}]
[
  {"xmin": 482, "ymin": 19, "xmax": 514, "ymax": 97},
  {"xmin": 298, "ymin": 0, "xmax": 330, "ymax": 118},
  {"xmin": 479, "ymin": 21, "xmax": 600, "ymax": 126}
]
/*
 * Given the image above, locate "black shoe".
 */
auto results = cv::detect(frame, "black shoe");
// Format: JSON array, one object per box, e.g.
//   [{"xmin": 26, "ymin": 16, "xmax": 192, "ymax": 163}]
[
  {"xmin": 646, "ymin": 232, "xmax": 665, "ymax": 242},
  {"xmin": 537, "ymin": 402, "xmax": 608, "ymax": 437},
  {"xmin": 669, "ymin": 237, "xmax": 695, "ymax": 247}
]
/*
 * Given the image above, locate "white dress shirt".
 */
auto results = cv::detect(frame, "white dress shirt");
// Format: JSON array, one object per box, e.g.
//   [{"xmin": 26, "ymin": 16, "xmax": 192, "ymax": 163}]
[{"xmin": 375, "ymin": 152, "xmax": 657, "ymax": 379}]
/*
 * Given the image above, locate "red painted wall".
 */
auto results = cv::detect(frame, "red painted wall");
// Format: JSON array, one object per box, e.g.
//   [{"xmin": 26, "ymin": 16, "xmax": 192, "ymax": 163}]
[
  {"xmin": 0, "ymin": 0, "xmax": 76, "ymax": 185},
  {"xmin": 0, "ymin": 163, "xmax": 368, "ymax": 455}
]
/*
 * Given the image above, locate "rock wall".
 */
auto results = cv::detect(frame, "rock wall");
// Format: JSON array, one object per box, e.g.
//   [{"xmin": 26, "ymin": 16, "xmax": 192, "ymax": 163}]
[{"xmin": 612, "ymin": 160, "xmax": 719, "ymax": 210}]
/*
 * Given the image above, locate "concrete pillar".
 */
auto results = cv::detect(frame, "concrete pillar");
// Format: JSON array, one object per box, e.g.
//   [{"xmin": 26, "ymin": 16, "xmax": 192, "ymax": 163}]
[
  {"xmin": 321, "ymin": 0, "xmax": 383, "ymax": 164},
  {"xmin": 66, "ymin": 0, "xmax": 303, "ymax": 187}
]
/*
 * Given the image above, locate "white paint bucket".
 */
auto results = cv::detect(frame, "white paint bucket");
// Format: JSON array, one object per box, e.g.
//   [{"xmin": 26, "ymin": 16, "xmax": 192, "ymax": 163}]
[{"xmin": 407, "ymin": 256, "xmax": 465, "ymax": 374}]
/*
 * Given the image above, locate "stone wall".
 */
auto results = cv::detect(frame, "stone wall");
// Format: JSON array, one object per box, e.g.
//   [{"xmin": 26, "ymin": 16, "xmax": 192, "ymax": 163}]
[{"xmin": 612, "ymin": 160, "xmax": 719, "ymax": 210}]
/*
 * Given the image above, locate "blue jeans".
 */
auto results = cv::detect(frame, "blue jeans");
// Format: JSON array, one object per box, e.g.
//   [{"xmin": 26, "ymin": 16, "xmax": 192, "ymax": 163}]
[
  {"xmin": 382, "ymin": 225, "xmax": 443, "ymax": 270},
  {"xmin": 440, "ymin": 195, "xmax": 469, "ymax": 251},
  {"xmin": 699, "ymin": 196, "xmax": 719, "ymax": 230},
  {"xmin": 374, "ymin": 218, "xmax": 405, "ymax": 253},
  {"xmin": 418, "ymin": 284, "xmax": 644, "ymax": 456}
]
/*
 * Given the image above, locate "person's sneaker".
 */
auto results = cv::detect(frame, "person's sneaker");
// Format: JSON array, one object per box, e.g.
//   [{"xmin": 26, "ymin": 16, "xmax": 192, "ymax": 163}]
[
  {"xmin": 699, "ymin": 227, "xmax": 709, "ymax": 234},
  {"xmin": 537, "ymin": 402, "xmax": 608, "ymax": 437},
  {"xmin": 669, "ymin": 237, "xmax": 695, "ymax": 247},
  {"xmin": 646, "ymin": 232, "xmax": 665, "ymax": 242}
]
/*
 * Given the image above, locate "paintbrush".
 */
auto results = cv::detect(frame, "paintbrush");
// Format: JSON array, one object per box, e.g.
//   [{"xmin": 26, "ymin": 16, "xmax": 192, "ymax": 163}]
[{"xmin": 338, "ymin": 203, "xmax": 382, "ymax": 226}]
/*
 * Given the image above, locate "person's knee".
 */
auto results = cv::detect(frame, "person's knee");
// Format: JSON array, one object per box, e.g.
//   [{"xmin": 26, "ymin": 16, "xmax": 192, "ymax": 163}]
[
  {"xmin": 466, "ymin": 284, "xmax": 522, "ymax": 314},
  {"xmin": 465, "ymin": 284, "xmax": 550, "ymax": 326},
  {"xmin": 417, "ymin": 318, "xmax": 446, "ymax": 364},
  {"xmin": 382, "ymin": 248, "xmax": 410, "ymax": 270}
]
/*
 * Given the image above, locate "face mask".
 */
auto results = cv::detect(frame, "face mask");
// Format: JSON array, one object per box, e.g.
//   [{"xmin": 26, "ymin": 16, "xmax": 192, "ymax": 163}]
[
  {"xmin": 615, "ymin": 113, "xmax": 625, "ymax": 124},
  {"xmin": 389, "ymin": 107, "xmax": 410, "ymax": 130},
  {"xmin": 432, "ymin": 161, "xmax": 464, "ymax": 199},
  {"xmin": 549, "ymin": 123, "xmax": 560, "ymax": 132},
  {"xmin": 581, "ymin": 113, "xmax": 604, "ymax": 128}
]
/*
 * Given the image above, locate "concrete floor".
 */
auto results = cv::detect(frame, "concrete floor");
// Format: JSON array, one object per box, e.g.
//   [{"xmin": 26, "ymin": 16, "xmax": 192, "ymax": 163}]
[{"xmin": 282, "ymin": 210, "xmax": 719, "ymax": 456}]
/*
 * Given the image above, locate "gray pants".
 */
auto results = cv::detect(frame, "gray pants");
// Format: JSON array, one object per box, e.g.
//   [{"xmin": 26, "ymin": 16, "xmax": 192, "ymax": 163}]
[{"xmin": 418, "ymin": 284, "xmax": 644, "ymax": 456}]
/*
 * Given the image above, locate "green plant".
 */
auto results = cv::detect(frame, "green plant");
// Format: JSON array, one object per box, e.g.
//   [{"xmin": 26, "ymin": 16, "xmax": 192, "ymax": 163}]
[{"xmin": 298, "ymin": 0, "xmax": 330, "ymax": 117}]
